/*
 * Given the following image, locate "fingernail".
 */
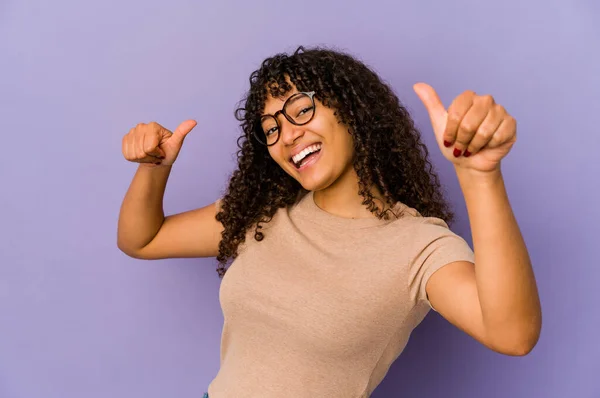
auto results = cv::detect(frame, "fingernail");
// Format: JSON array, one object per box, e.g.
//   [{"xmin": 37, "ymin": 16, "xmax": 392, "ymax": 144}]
[
  {"xmin": 453, "ymin": 148, "xmax": 462, "ymax": 157},
  {"xmin": 464, "ymin": 150, "xmax": 471, "ymax": 157},
  {"xmin": 444, "ymin": 140, "xmax": 452, "ymax": 148}
]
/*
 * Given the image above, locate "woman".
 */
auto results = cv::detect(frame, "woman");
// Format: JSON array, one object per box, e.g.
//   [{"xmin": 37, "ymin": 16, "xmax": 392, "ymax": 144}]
[{"xmin": 118, "ymin": 46, "xmax": 541, "ymax": 398}]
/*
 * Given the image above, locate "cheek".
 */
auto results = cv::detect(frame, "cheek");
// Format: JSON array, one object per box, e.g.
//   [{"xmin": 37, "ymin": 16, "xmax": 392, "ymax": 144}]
[
  {"xmin": 331, "ymin": 124, "xmax": 355, "ymax": 159},
  {"xmin": 268, "ymin": 147, "xmax": 287, "ymax": 167}
]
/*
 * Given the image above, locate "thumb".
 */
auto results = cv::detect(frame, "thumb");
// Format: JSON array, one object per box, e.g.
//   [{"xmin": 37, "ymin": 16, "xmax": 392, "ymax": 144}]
[
  {"xmin": 171, "ymin": 119, "xmax": 197, "ymax": 140},
  {"xmin": 413, "ymin": 83, "xmax": 447, "ymax": 134}
]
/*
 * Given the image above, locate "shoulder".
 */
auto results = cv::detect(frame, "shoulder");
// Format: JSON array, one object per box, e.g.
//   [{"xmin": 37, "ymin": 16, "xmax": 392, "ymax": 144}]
[
  {"xmin": 408, "ymin": 215, "xmax": 464, "ymax": 248},
  {"xmin": 385, "ymin": 203, "xmax": 467, "ymax": 252},
  {"xmin": 386, "ymin": 201, "xmax": 449, "ymax": 231}
]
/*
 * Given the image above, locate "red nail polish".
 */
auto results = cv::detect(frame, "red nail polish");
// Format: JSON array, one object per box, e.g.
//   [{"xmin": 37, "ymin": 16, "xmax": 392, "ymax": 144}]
[
  {"xmin": 444, "ymin": 140, "xmax": 452, "ymax": 148},
  {"xmin": 464, "ymin": 150, "xmax": 471, "ymax": 157},
  {"xmin": 453, "ymin": 148, "xmax": 462, "ymax": 157}
]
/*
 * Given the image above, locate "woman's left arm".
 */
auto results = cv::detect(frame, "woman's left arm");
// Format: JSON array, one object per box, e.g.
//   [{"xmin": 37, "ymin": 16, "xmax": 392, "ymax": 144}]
[{"xmin": 413, "ymin": 83, "xmax": 542, "ymax": 356}]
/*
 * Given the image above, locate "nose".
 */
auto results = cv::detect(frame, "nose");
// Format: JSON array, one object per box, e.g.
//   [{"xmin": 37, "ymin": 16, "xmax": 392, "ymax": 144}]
[{"xmin": 278, "ymin": 116, "xmax": 304, "ymax": 146}]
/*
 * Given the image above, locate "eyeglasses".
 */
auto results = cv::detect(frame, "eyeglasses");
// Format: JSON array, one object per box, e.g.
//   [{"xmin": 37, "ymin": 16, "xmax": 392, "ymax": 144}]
[{"xmin": 254, "ymin": 91, "xmax": 316, "ymax": 146}]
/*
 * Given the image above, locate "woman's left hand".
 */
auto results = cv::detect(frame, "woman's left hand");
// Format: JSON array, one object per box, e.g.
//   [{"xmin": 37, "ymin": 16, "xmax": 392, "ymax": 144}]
[{"xmin": 413, "ymin": 82, "xmax": 517, "ymax": 173}]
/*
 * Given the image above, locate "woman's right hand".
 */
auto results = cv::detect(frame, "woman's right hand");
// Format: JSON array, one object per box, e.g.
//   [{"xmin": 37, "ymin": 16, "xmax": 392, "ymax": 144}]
[{"xmin": 122, "ymin": 120, "xmax": 197, "ymax": 166}]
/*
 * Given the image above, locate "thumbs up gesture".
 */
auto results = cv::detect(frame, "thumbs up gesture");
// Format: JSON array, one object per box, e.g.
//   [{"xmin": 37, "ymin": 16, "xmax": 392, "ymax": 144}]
[
  {"xmin": 413, "ymin": 83, "xmax": 517, "ymax": 173},
  {"xmin": 122, "ymin": 120, "xmax": 197, "ymax": 167}
]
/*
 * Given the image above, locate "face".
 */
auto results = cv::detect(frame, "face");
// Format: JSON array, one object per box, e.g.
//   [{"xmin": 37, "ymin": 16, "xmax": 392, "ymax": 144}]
[{"xmin": 261, "ymin": 88, "xmax": 356, "ymax": 192}]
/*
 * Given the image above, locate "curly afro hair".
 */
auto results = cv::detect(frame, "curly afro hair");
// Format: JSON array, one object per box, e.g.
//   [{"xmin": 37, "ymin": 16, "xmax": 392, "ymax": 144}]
[{"xmin": 214, "ymin": 46, "xmax": 453, "ymax": 278}]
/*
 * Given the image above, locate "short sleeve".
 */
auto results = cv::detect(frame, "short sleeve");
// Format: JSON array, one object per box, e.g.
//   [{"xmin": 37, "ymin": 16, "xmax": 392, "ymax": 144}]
[{"xmin": 408, "ymin": 217, "xmax": 474, "ymax": 311}]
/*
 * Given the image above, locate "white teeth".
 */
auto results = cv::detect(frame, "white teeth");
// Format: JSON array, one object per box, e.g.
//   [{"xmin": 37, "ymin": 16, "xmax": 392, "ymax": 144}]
[{"xmin": 292, "ymin": 144, "xmax": 322, "ymax": 165}]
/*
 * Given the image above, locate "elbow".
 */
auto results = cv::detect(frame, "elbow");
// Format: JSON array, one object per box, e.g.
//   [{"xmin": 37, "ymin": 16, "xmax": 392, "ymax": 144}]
[
  {"xmin": 500, "ymin": 337, "xmax": 538, "ymax": 356},
  {"xmin": 117, "ymin": 238, "xmax": 145, "ymax": 259},
  {"xmin": 488, "ymin": 320, "xmax": 542, "ymax": 357}
]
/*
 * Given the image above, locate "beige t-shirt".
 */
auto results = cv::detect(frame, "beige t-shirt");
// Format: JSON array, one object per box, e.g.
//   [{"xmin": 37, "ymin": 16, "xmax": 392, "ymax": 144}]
[{"xmin": 207, "ymin": 191, "xmax": 474, "ymax": 397}]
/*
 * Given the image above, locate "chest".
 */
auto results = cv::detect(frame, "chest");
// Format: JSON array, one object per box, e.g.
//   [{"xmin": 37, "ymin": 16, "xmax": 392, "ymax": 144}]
[{"xmin": 219, "ymin": 220, "xmax": 414, "ymax": 357}]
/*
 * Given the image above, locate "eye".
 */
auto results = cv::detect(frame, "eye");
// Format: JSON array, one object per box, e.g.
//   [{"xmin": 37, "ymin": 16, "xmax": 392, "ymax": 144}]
[
  {"xmin": 297, "ymin": 106, "xmax": 314, "ymax": 117},
  {"xmin": 265, "ymin": 126, "xmax": 279, "ymax": 136}
]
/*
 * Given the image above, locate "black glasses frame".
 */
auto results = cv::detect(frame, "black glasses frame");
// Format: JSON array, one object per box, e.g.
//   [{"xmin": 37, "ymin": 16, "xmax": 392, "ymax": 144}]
[{"xmin": 254, "ymin": 91, "xmax": 316, "ymax": 146}]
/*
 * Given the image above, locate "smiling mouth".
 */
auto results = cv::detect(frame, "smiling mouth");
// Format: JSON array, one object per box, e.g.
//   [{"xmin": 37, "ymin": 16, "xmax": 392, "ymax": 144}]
[
  {"xmin": 290, "ymin": 144, "xmax": 322, "ymax": 170},
  {"xmin": 290, "ymin": 149, "xmax": 321, "ymax": 172}
]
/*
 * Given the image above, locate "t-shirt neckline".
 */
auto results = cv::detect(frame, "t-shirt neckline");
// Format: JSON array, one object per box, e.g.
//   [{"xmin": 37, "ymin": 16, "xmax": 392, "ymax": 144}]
[{"xmin": 296, "ymin": 191, "xmax": 406, "ymax": 229}]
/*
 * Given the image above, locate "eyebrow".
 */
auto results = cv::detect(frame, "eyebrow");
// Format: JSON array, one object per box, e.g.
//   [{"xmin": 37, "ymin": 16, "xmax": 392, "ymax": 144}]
[
  {"xmin": 285, "ymin": 94, "xmax": 304, "ymax": 107},
  {"xmin": 262, "ymin": 92, "xmax": 302, "ymax": 117}
]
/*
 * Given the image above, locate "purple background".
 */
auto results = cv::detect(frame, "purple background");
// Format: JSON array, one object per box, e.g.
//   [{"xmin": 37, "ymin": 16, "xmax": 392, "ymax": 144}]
[{"xmin": 1, "ymin": 1, "xmax": 599, "ymax": 397}]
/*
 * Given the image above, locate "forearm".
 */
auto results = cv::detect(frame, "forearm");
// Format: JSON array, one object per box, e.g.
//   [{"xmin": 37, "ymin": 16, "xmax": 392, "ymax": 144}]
[
  {"xmin": 117, "ymin": 164, "xmax": 173, "ymax": 254},
  {"xmin": 456, "ymin": 166, "xmax": 541, "ymax": 350}
]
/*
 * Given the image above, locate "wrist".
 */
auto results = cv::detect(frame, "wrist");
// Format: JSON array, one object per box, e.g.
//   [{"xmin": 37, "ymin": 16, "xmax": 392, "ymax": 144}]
[
  {"xmin": 454, "ymin": 165, "xmax": 504, "ymax": 189},
  {"xmin": 138, "ymin": 162, "xmax": 173, "ymax": 172}
]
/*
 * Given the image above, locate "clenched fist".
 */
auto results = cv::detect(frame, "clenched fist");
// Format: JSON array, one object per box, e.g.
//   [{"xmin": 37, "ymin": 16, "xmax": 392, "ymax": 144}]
[{"xmin": 122, "ymin": 120, "xmax": 197, "ymax": 167}]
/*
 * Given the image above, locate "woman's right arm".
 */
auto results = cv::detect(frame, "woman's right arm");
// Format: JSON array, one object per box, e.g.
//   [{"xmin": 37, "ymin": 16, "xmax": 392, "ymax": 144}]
[{"xmin": 117, "ymin": 120, "xmax": 224, "ymax": 260}]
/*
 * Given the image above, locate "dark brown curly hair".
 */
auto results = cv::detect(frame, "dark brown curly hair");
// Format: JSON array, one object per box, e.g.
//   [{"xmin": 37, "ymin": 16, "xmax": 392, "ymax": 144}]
[{"xmin": 214, "ymin": 46, "xmax": 453, "ymax": 278}]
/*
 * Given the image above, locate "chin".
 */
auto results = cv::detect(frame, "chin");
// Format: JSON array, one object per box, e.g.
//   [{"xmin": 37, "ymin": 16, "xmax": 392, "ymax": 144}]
[
  {"xmin": 294, "ymin": 171, "xmax": 338, "ymax": 192},
  {"xmin": 299, "ymin": 180, "xmax": 328, "ymax": 192},
  {"xmin": 279, "ymin": 152, "xmax": 349, "ymax": 193}
]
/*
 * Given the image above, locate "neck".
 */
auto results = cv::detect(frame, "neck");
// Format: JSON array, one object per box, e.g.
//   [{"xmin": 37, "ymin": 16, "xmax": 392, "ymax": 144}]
[{"xmin": 312, "ymin": 169, "xmax": 387, "ymax": 219}]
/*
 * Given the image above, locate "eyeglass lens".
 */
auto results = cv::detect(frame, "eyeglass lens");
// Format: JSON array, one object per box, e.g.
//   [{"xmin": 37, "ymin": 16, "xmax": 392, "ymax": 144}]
[{"xmin": 258, "ymin": 93, "xmax": 315, "ymax": 145}]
